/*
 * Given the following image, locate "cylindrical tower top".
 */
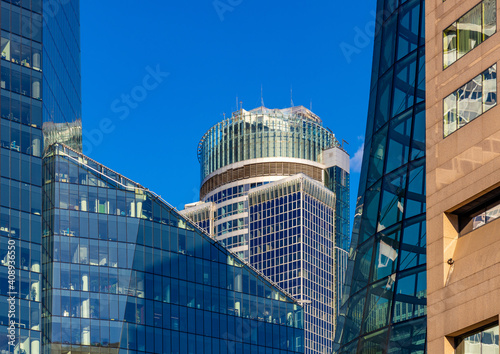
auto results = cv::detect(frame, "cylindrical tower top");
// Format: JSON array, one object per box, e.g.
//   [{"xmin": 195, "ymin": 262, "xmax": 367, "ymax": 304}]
[{"xmin": 198, "ymin": 105, "xmax": 339, "ymax": 182}]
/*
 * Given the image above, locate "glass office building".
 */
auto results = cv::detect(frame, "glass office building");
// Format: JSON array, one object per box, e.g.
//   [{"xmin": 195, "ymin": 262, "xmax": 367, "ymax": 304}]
[
  {"xmin": 184, "ymin": 105, "xmax": 350, "ymax": 353},
  {"xmin": 42, "ymin": 143, "xmax": 304, "ymax": 354},
  {"xmin": 0, "ymin": 1, "xmax": 81, "ymax": 352},
  {"xmin": 248, "ymin": 175, "xmax": 336, "ymax": 354},
  {"xmin": 336, "ymin": 0, "xmax": 427, "ymax": 352},
  {"xmin": 41, "ymin": 0, "xmax": 82, "ymax": 150}
]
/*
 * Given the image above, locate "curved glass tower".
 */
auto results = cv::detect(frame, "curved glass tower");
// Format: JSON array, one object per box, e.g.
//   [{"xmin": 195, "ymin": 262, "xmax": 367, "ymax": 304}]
[
  {"xmin": 198, "ymin": 106, "xmax": 337, "ymax": 203},
  {"xmin": 336, "ymin": 0, "xmax": 427, "ymax": 352},
  {"xmin": 186, "ymin": 105, "xmax": 351, "ymax": 353},
  {"xmin": 196, "ymin": 106, "xmax": 341, "ymax": 260}
]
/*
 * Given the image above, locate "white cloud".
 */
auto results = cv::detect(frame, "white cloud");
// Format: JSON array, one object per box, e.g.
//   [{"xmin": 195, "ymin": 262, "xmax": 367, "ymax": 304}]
[{"xmin": 351, "ymin": 143, "xmax": 364, "ymax": 173}]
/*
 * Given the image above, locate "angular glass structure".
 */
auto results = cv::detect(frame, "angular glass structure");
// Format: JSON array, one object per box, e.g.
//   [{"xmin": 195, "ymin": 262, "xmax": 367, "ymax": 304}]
[
  {"xmin": 42, "ymin": 143, "xmax": 304, "ymax": 354},
  {"xmin": 0, "ymin": 1, "xmax": 80, "ymax": 352},
  {"xmin": 336, "ymin": 0, "xmax": 427, "ymax": 352}
]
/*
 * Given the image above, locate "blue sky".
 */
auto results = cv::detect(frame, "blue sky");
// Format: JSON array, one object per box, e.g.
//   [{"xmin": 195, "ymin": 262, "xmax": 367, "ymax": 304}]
[{"xmin": 80, "ymin": 0, "xmax": 377, "ymax": 228}]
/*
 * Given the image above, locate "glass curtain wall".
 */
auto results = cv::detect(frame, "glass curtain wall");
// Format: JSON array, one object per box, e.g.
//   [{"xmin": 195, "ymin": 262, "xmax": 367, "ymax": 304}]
[
  {"xmin": 41, "ymin": 0, "xmax": 82, "ymax": 150},
  {"xmin": 248, "ymin": 176, "xmax": 336, "ymax": 354},
  {"xmin": 42, "ymin": 143, "xmax": 304, "ymax": 354},
  {"xmin": 324, "ymin": 165, "xmax": 350, "ymax": 342},
  {"xmin": 0, "ymin": 1, "xmax": 46, "ymax": 352},
  {"xmin": 198, "ymin": 107, "xmax": 338, "ymax": 182},
  {"xmin": 336, "ymin": 0, "xmax": 427, "ymax": 352}
]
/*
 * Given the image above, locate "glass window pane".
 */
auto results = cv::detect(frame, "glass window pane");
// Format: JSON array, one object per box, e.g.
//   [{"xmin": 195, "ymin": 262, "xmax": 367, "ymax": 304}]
[
  {"xmin": 362, "ymin": 280, "xmax": 394, "ymax": 334},
  {"xmin": 386, "ymin": 110, "xmax": 413, "ymax": 173},
  {"xmin": 483, "ymin": 64, "xmax": 497, "ymax": 112},
  {"xmin": 375, "ymin": 71, "xmax": 394, "ymax": 130},
  {"xmin": 483, "ymin": 0, "xmax": 497, "ymax": 39},
  {"xmin": 392, "ymin": 52, "xmax": 417, "ymax": 117},
  {"xmin": 486, "ymin": 202, "xmax": 500, "ymax": 223},
  {"xmin": 397, "ymin": 0, "xmax": 420, "ymax": 60},
  {"xmin": 360, "ymin": 328, "xmax": 388, "ymax": 352},
  {"xmin": 372, "ymin": 225, "xmax": 400, "ymax": 282},
  {"xmin": 443, "ymin": 23, "xmax": 457, "ymax": 68},
  {"xmin": 378, "ymin": 167, "xmax": 407, "ymax": 232},
  {"xmin": 458, "ymin": 74, "xmax": 483, "ymax": 128},
  {"xmin": 444, "ymin": 91, "xmax": 457, "ymax": 136},
  {"xmin": 482, "ymin": 325, "xmax": 499, "ymax": 349},
  {"xmin": 463, "ymin": 333, "xmax": 482, "ymax": 353},
  {"xmin": 388, "ymin": 317, "xmax": 426, "ymax": 353},
  {"xmin": 457, "ymin": 4, "xmax": 482, "ymax": 59},
  {"xmin": 379, "ymin": 14, "xmax": 397, "ymax": 74}
]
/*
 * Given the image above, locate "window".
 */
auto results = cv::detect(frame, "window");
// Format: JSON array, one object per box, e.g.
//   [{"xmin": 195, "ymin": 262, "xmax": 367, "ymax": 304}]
[
  {"xmin": 443, "ymin": 64, "xmax": 497, "ymax": 137},
  {"xmin": 454, "ymin": 184, "xmax": 500, "ymax": 235},
  {"xmin": 456, "ymin": 323, "xmax": 499, "ymax": 353},
  {"xmin": 443, "ymin": 0, "xmax": 497, "ymax": 68}
]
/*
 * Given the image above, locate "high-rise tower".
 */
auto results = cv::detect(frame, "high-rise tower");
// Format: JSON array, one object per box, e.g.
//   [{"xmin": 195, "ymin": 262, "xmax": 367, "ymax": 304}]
[
  {"xmin": 0, "ymin": 1, "xmax": 81, "ymax": 352},
  {"xmin": 336, "ymin": 0, "xmax": 427, "ymax": 352},
  {"xmin": 184, "ymin": 105, "xmax": 350, "ymax": 353}
]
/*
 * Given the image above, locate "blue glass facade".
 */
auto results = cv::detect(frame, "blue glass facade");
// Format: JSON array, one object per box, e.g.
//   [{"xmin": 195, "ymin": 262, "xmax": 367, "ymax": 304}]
[
  {"xmin": 248, "ymin": 175, "xmax": 336, "ymax": 354},
  {"xmin": 0, "ymin": 1, "xmax": 80, "ymax": 352},
  {"xmin": 41, "ymin": 0, "xmax": 81, "ymax": 150},
  {"xmin": 324, "ymin": 166, "xmax": 349, "ymax": 318},
  {"xmin": 336, "ymin": 0, "xmax": 426, "ymax": 352},
  {"xmin": 42, "ymin": 143, "xmax": 304, "ymax": 354},
  {"xmin": 198, "ymin": 107, "xmax": 337, "ymax": 182}
]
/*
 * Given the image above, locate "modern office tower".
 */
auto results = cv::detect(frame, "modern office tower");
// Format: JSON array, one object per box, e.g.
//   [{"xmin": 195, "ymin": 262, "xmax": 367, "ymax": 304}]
[
  {"xmin": 184, "ymin": 105, "xmax": 350, "ymax": 353},
  {"xmin": 248, "ymin": 174, "xmax": 336, "ymax": 354},
  {"xmin": 42, "ymin": 143, "xmax": 304, "ymax": 354},
  {"xmin": 426, "ymin": 0, "xmax": 500, "ymax": 353},
  {"xmin": 336, "ymin": 0, "xmax": 427, "ymax": 352},
  {"xmin": 0, "ymin": 1, "xmax": 81, "ymax": 352}
]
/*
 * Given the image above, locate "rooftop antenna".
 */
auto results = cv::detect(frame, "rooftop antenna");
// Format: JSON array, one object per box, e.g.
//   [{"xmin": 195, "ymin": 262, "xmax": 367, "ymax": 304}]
[
  {"xmin": 290, "ymin": 87, "xmax": 294, "ymax": 107},
  {"xmin": 240, "ymin": 101, "xmax": 243, "ymax": 110},
  {"xmin": 310, "ymin": 100, "xmax": 313, "ymax": 111},
  {"xmin": 261, "ymin": 85, "xmax": 265, "ymax": 107}
]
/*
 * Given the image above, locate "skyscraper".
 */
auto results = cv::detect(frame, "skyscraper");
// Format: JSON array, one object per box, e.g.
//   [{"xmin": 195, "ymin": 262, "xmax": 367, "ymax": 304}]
[
  {"xmin": 183, "ymin": 105, "xmax": 350, "ymax": 353},
  {"xmin": 426, "ymin": 0, "xmax": 499, "ymax": 352},
  {"xmin": 247, "ymin": 174, "xmax": 336, "ymax": 353},
  {"xmin": 0, "ymin": 1, "xmax": 81, "ymax": 352},
  {"xmin": 42, "ymin": 143, "xmax": 304, "ymax": 354},
  {"xmin": 336, "ymin": 0, "xmax": 427, "ymax": 352}
]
